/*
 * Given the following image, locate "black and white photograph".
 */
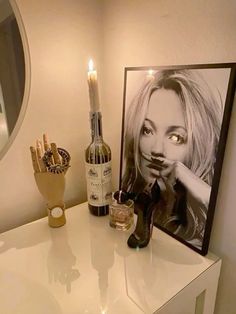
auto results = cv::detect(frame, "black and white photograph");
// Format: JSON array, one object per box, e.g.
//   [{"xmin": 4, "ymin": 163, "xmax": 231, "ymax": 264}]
[{"xmin": 120, "ymin": 64, "xmax": 236, "ymax": 255}]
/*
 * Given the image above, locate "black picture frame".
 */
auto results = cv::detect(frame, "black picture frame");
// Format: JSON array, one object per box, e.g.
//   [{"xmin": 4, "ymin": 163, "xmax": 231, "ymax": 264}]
[{"xmin": 119, "ymin": 63, "xmax": 236, "ymax": 255}]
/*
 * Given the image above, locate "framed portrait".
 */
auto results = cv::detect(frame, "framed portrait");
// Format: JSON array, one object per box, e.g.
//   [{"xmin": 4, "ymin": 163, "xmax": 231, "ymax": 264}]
[{"xmin": 119, "ymin": 63, "xmax": 236, "ymax": 255}]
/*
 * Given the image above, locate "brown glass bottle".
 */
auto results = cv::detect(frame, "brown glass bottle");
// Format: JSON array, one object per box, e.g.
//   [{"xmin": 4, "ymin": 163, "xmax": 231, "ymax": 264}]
[{"xmin": 85, "ymin": 111, "xmax": 112, "ymax": 216}]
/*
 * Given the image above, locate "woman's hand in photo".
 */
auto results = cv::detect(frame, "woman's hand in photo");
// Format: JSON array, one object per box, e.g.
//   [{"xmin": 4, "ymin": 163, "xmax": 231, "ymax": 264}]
[{"xmin": 158, "ymin": 158, "xmax": 211, "ymax": 209}]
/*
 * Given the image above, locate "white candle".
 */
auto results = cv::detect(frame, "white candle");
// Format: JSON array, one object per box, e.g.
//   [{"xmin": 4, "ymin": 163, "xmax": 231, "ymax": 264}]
[{"xmin": 87, "ymin": 59, "xmax": 100, "ymax": 112}]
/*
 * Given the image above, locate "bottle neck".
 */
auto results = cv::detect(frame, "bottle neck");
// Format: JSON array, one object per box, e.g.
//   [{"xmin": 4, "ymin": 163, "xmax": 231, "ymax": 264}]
[{"xmin": 90, "ymin": 111, "xmax": 103, "ymax": 141}]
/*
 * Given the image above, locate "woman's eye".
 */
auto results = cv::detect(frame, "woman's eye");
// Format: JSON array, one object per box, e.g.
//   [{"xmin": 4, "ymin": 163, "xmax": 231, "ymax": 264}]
[
  {"xmin": 142, "ymin": 126, "xmax": 153, "ymax": 136},
  {"xmin": 169, "ymin": 134, "xmax": 185, "ymax": 144}
]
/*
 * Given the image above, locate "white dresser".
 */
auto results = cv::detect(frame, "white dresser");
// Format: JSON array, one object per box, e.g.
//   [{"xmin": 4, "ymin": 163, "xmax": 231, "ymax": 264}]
[{"xmin": 0, "ymin": 202, "xmax": 221, "ymax": 314}]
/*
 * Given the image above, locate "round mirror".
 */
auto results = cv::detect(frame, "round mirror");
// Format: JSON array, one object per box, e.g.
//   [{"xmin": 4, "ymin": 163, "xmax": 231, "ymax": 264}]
[{"xmin": 0, "ymin": 0, "xmax": 29, "ymax": 159}]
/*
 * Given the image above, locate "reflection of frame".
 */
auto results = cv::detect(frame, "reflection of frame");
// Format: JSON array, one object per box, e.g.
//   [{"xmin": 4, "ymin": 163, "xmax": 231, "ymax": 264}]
[{"xmin": 119, "ymin": 63, "xmax": 236, "ymax": 255}]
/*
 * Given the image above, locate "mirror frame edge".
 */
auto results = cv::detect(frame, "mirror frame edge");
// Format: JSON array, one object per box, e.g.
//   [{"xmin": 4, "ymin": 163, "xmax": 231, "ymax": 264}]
[{"xmin": 0, "ymin": 0, "xmax": 31, "ymax": 160}]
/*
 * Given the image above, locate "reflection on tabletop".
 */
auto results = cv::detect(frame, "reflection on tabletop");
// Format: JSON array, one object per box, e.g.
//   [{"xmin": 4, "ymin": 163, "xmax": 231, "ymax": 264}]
[
  {"xmin": 47, "ymin": 227, "xmax": 80, "ymax": 293},
  {"xmin": 89, "ymin": 214, "xmax": 115, "ymax": 313},
  {"xmin": 89, "ymin": 212, "xmax": 160, "ymax": 314},
  {"xmin": 0, "ymin": 204, "xmax": 211, "ymax": 314},
  {"xmin": 108, "ymin": 213, "xmax": 203, "ymax": 314},
  {"xmin": 0, "ymin": 270, "xmax": 63, "ymax": 314},
  {"xmin": 125, "ymin": 234, "xmax": 203, "ymax": 313}
]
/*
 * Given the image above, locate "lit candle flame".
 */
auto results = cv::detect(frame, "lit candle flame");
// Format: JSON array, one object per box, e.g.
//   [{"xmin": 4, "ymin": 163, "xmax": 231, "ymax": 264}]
[{"xmin": 88, "ymin": 59, "xmax": 94, "ymax": 72}]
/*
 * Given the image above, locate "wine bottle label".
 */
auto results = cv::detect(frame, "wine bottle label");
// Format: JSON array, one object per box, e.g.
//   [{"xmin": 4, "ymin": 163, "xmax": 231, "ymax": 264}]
[{"xmin": 85, "ymin": 161, "xmax": 112, "ymax": 206}]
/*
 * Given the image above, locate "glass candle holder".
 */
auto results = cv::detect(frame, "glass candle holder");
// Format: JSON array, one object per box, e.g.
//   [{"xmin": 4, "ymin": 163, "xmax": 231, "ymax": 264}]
[{"xmin": 109, "ymin": 199, "xmax": 134, "ymax": 231}]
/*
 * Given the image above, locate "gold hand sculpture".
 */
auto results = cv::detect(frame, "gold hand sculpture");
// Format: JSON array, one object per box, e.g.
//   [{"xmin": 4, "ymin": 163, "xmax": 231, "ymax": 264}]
[{"xmin": 30, "ymin": 134, "xmax": 71, "ymax": 228}]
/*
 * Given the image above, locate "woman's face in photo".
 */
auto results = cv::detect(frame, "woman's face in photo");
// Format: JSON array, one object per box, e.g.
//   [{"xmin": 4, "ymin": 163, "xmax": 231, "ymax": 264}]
[{"xmin": 139, "ymin": 88, "xmax": 188, "ymax": 182}]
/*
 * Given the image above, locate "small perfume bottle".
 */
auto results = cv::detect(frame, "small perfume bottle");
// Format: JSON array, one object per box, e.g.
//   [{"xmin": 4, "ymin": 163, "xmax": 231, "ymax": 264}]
[{"xmin": 109, "ymin": 190, "xmax": 134, "ymax": 231}]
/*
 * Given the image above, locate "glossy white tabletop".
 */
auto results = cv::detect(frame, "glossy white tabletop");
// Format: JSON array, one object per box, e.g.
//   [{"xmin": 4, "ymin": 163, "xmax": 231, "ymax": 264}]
[{"xmin": 0, "ymin": 202, "xmax": 219, "ymax": 314}]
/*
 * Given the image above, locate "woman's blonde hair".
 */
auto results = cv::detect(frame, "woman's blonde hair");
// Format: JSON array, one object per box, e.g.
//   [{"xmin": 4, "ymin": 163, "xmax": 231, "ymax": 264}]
[
  {"xmin": 122, "ymin": 69, "xmax": 223, "ymax": 192},
  {"xmin": 122, "ymin": 69, "xmax": 223, "ymax": 246}
]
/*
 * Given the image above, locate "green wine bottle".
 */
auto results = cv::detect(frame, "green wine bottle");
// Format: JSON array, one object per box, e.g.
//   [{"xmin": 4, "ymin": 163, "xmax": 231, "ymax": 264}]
[{"xmin": 85, "ymin": 111, "xmax": 112, "ymax": 216}]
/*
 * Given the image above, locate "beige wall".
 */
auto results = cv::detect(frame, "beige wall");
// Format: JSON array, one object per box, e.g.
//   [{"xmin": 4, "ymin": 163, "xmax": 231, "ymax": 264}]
[
  {"xmin": 0, "ymin": 0, "xmax": 104, "ymax": 231},
  {"xmin": 0, "ymin": 0, "xmax": 235, "ymax": 313},
  {"xmin": 101, "ymin": 1, "xmax": 236, "ymax": 314}
]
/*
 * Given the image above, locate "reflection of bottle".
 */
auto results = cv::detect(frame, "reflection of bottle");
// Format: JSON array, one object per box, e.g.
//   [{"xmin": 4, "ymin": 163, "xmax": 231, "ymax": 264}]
[
  {"xmin": 89, "ymin": 215, "xmax": 114, "ymax": 312},
  {"xmin": 85, "ymin": 111, "xmax": 112, "ymax": 216},
  {"xmin": 47, "ymin": 228, "xmax": 80, "ymax": 293}
]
